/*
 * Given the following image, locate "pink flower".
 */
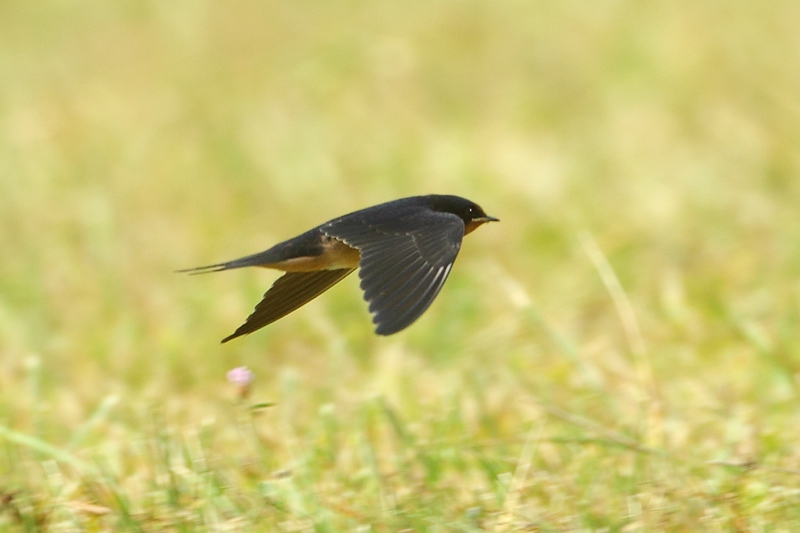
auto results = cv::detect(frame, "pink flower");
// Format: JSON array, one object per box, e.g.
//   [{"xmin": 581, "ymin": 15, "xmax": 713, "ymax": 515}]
[{"xmin": 227, "ymin": 366, "xmax": 254, "ymax": 399}]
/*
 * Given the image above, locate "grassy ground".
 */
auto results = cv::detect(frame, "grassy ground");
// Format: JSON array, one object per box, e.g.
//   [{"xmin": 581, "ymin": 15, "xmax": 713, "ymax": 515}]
[{"xmin": 2, "ymin": 0, "xmax": 800, "ymax": 530}]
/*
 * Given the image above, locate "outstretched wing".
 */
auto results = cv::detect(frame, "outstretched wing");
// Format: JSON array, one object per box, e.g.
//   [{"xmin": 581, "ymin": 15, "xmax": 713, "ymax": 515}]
[
  {"xmin": 221, "ymin": 268, "xmax": 354, "ymax": 343},
  {"xmin": 324, "ymin": 208, "xmax": 465, "ymax": 335}
]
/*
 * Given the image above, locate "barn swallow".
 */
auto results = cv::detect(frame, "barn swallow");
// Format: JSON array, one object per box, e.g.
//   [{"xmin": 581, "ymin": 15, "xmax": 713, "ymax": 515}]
[{"xmin": 180, "ymin": 195, "xmax": 498, "ymax": 342}]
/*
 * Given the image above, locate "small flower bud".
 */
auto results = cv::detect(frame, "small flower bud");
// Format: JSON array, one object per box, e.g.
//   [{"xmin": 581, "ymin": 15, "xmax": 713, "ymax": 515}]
[{"xmin": 226, "ymin": 366, "xmax": 254, "ymax": 399}]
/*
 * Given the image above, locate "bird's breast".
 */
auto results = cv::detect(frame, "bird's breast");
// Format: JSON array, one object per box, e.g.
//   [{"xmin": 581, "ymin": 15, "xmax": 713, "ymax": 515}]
[
  {"xmin": 268, "ymin": 236, "xmax": 360, "ymax": 272},
  {"xmin": 321, "ymin": 237, "xmax": 361, "ymax": 269}
]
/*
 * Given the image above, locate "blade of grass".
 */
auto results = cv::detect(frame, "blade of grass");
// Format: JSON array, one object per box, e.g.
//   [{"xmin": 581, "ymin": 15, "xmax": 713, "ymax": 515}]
[{"xmin": 67, "ymin": 394, "xmax": 119, "ymax": 450}]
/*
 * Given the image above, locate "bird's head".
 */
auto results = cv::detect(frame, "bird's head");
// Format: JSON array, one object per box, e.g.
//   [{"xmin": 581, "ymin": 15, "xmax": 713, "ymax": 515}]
[{"xmin": 430, "ymin": 195, "xmax": 499, "ymax": 234}]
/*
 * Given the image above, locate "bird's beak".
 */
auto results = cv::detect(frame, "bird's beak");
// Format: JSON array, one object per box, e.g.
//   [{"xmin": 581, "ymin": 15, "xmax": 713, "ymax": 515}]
[{"xmin": 464, "ymin": 215, "xmax": 499, "ymax": 235}]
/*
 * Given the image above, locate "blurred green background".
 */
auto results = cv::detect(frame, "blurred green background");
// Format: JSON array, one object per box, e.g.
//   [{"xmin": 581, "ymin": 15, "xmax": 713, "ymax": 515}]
[{"xmin": 2, "ymin": 0, "xmax": 800, "ymax": 529}]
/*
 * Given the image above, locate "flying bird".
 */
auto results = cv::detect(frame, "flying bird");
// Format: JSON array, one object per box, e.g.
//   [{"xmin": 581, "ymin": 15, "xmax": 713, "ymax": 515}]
[{"xmin": 180, "ymin": 194, "xmax": 498, "ymax": 342}]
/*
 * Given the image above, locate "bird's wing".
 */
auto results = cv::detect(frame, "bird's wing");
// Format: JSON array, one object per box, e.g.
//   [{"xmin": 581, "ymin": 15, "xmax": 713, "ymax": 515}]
[
  {"xmin": 221, "ymin": 268, "xmax": 355, "ymax": 343},
  {"xmin": 324, "ymin": 208, "xmax": 465, "ymax": 335}
]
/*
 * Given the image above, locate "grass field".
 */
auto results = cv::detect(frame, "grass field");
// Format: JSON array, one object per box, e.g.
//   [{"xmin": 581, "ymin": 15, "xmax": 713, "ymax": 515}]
[{"xmin": 2, "ymin": 0, "xmax": 800, "ymax": 530}]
